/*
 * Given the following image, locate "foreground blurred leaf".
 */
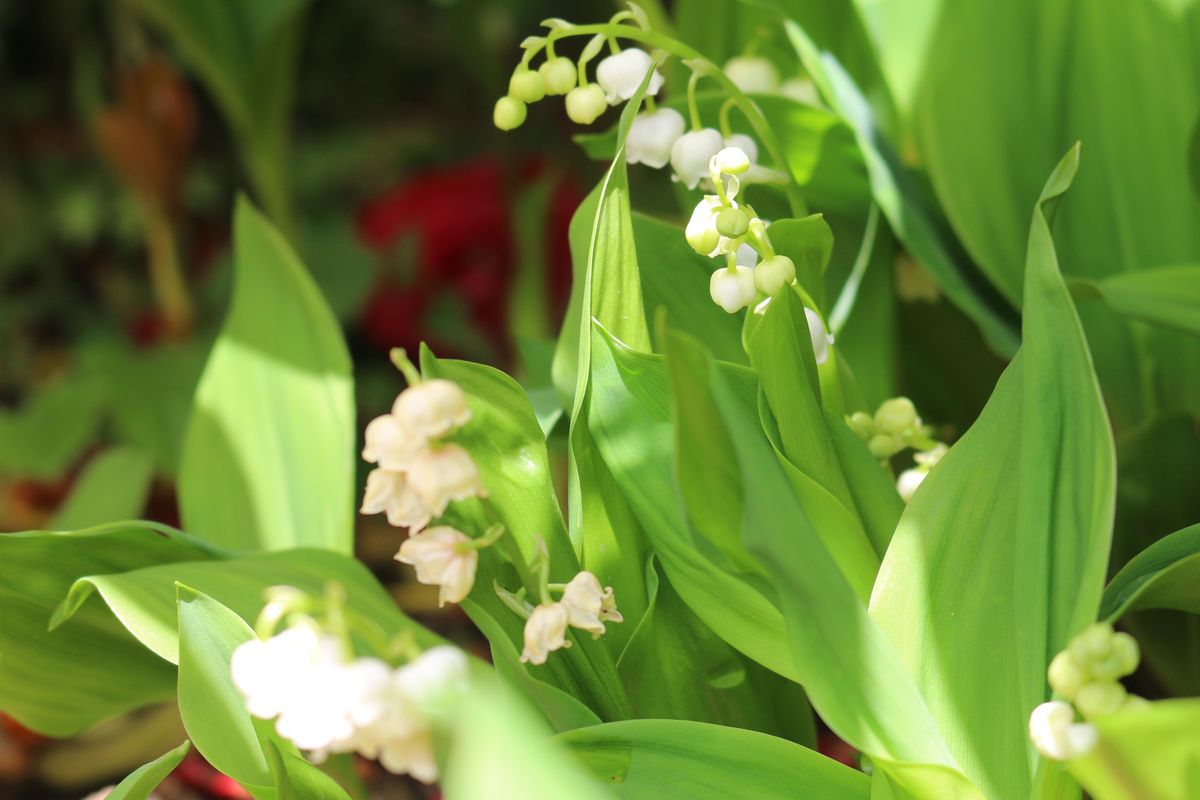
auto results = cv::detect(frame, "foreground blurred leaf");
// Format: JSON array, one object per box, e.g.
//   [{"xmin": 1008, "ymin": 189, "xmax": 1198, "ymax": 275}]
[
  {"xmin": 1101, "ymin": 524, "xmax": 1200, "ymax": 621},
  {"xmin": 0, "ymin": 523, "xmax": 214, "ymax": 735},
  {"xmin": 180, "ymin": 198, "xmax": 354, "ymax": 554},
  {"xmin": 49, "ymin": 447, "xmax": 154, "ymax": 530},
  {"xmin": 106, "ymin": 740, "xmax": 191, "ymax": 800},
  {"xmin": 1068, "ymin": 700, "xmax": 1200, "ymax": 800},
  {"xmin": 0, "ymin": 374, "xmax": 106, "ymax": 479},
  {"xmin": 558, "ymin": 719, "xmax": 868, "ymax": 799},
  {"xmin": 266, "ymin": 740, "xmax": 352, "ymax": 800},
  {"xmin": 870, "ymin": 147, "xmax": 1114, "ymax": 798}
]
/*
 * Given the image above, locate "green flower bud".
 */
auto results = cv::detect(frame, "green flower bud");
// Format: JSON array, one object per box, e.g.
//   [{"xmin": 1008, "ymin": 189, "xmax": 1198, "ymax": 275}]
[
  {"xmin": 565, "ymin": 84, "xmax": 607, "ymax": 125},
  {"xmin": 846, "ymin": 412, "xmax": 874, "ymax": 441},
  {"xmin": 715, "ymin": 207, "xmax": 750, "ymax": 238},
  {"xmin": 1068, "ymin": 622, "xmax": 1114, "ymax": 666},
  {"xmin": 754, "ymin": 254, "xmax": 796, "ymax": 296},
  {"xmin": 1112, "ymin": 632, "xmax": 1140, "ymax": 676},
  {"xmin": 509, "ymin": 69, "xmax": 546, "ymax": 103},
  {"xmin": 493, "ymin": 96, "xmax": 527, "ymax": 131},
  {"xmin": 874, "ymin": 397, "xmax": 918, "ymax": 436},
  {"xmin": 540, "ymin": 57, "xmax": 578, "ymax": 95},
  {"xmin": 1074, "ymin": 680, "xmax": 1126, "ymax": 719},
  {"xmin": 1120, "ymin": 694, "xmax": 1150, "ymax": 712},
  {"xmin": 868, "ymin": 433, "xmax": 901, "ymax": 460},
  {"xmin": 1047, "ymin": 651, "xmax": 1086, "ymax": 700}
]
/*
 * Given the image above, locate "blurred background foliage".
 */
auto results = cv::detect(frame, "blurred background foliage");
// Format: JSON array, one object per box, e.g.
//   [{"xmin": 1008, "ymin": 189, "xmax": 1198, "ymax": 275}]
[{"xmin": 1, "ymin": 0, "xmax": 1198, "ymax": 797}]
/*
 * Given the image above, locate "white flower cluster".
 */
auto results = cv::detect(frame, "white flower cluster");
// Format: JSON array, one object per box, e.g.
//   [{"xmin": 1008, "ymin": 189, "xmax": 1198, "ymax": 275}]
[
  {"xmin": 232, "ymin": 625, "xmax": 469, "ymax": 783},
  {"xmin": 895, "ymin": 443, "xmax": 947, "ymax": 503},
  {"xmin": 521, "ymin": 571, "xmax": 623, "ymax": 665},
  {"xmin": 1030, "ymin": 623, "xmax": 1145, "ymax": 761},
  {"xmin": 360, "ymin": 376, "xmax": 487, "ymax": 605}
]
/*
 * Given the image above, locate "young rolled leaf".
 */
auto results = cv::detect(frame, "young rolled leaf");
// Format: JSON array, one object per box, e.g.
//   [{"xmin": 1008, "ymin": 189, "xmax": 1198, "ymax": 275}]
[
  {"xmin": 180, "ymin": 197, "xmax": 354, "ymax": 554},
  {"xmin": 870, "ymin": 145, "xmax": 1115, "ymax": 798},
  {"xmin": 105, "ymin": 740, "xmax": 191, "ymax": 800}
]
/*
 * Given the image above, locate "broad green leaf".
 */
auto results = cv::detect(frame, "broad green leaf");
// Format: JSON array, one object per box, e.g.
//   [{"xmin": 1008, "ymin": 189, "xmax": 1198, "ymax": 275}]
[
  {"xmin": 131, "ymin": 0, "xmax": 307, "ymax": 224},
  {"xmin": 106, "ymin": 741, "xmax": 191, "ymax": 800},
  {"xmin": 1101, "ymin": 524, "xmax": 1200, "ymax": 621},
  {"xmin": 50, "ymin": 447, "xmax": 154, "ymax": 530},
  {"xmin": 590, "ymin": 326, "xmax": 797, "ymax": 682},
  {"xmin": 1078, "ymin": 266, "xmax": 1200, "ymax": 338},
  {"xmin": 787, "ymin": 22, "xmax": 1020, "ymax": 356},
  {"xmin": 180, "ymin": 198, "xmax": 354, "ymax": 554},
  {"xmin": 443, "ymin": 679, "xmax": 614, "ymax": 800},
  {"xmin": 55, "ymin": 548, "xmax": 439, "ymax": 665},
  {"xmin": 869, "ymin": 147, "xmax": 1115, "ymax": 799},
  {"xmin": 420, "ymin": 351, "xmax": 630, "ymax": 723},
  {"xmin": 558, "ymin": 719, "xmax": 868, "ymax": 799},
  {"xmin": 0, "ymin": 373, "xmax": 106, "ymax": 479},
  {"xmin": 0, "ymin": 523, "xmax": 215, "ymax": 735},
  {"xmin": 707, "ymin": 352, "xmax": 977, "ymax": 798},
  {"xmin": 176, "ymin": 585, "xmax": 274, "ymax": 794},
  {"xmin": 768, "ymin": 214, "xmax": 835, "ymax": 306},
  {"xmin": 266, "ymin": 740, "xmax": 352, "ymax": 800},
  {"xmin": 1068, "ymin": 700, "xmax": 1200, "ymax": 800}
]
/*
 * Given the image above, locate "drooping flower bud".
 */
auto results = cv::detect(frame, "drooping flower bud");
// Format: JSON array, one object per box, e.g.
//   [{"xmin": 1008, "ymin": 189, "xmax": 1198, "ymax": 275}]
[
  {"xmin": 520, "ymin": 603, "xmax": 572, "ymax": 665},
  {"xmin": 896, "ymin": 468, "xmax": 927, "ymax": 503},
  {"xmin": 595, "ymin": 48, "xmax": 663, "ymax": 105},
  {"xmin": 539, "ymin": 56, "xmax": 577, "ymax": 95},
  {"xmin": 868, "ymin": 433, "xmax": 901, "ymax": 460},
  {"xmin": 392, "ymin": 379, "xmax": 472, "ymax": 440},
  {"xmin": 713, "ymin": 146, "xmax": 751, "ymax": 175},
  {"xmin": 1029, "ymin": 701, "xmax": 1097, "ymax": 761},
  {"xmin": 716, "ymin": 206, "xmax": 750, "ymax": 238},
  {"xmin": 754, "ymin": 254, "xmax": 796, "ymax": 295},
  {"xmin": 671, "ymin": 128, "xmax": 724, "ymax": 189},
  {"xmin": 846, "ymin": 411, "xmax": 874, "ymax": 440},
  {"xmin": 493, "ymin": 96, "xmax": 527, "ymax": 131},
  {"xmin": 1074, "ymin": 681, "xmax": 1127, "ymax": 720},
  {"xmin": 874, "ymin": 397, "xmax": 919, "ymax": 436},
  {"xmin": 565, "ymin": 84, "xmax": 608, "ymax": 125},
  {"xmin": 396, "ymin": 526, "xmax": 478, "ymax": 606},
  {"xmin": 805, "ymin": 306, "xmax": 834, "ymax": 366},
  {"xmin": 407, "ymin": 444, "xmax": 485, "ymax": 517},
  {"xmin": 724, "ymin": 56, "xmax": 780, "ymax": 94},
  {"xmin": 508, "ymin": 69, "xmax": 545, "ymax": 103},
  {"xmin": 626, "ymin": 107, "xmax": 685, "ymax": 169},
  {"xmin": 361, "ymin": 468, "xmax": 433, "ymax": 530},
  {"xmin": 685, "ymin": 195, "xmax": 723, "ymax": 256},
  {"xmin": 560, "ymin": 571, "xmax": 623, "ymax": 638},
  {"xmin": 725, "ymin": 133, "xmax": 759, "ymax": 165},
  {"xmin": 710, "ymin": 266, "xmax": 757, "ymax": 314}
]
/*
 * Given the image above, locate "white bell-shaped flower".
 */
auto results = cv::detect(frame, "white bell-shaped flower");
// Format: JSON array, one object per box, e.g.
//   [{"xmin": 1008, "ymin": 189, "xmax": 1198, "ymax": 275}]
[
  {"xmin": 671, "ymin": 128, "xmax": 724, "ymax": 189},
  {"xmin": 407, "ymin": 444, "xmax": 485, "ymax": 517},
  {"xmin": 724, "ymin": 56, "xmax": 780, "ymax": 94},
  {"xmin": 1029, "ymin": 701, "xmax": 1098, "ymax": 761},
  {"xmin": 378, "ymin": 729, "xmax": 438, "ymax": 784},
  {"xmin": 395, "ymin": 646, "xmax": 471, "ymax": 718},
  {"xmin": 520, "ymin": 603, "xmax": 571, "ymax": 665},
  {"xmin": 724, "ymin": 133, "xmax": 759, "ymax": 165},
  {"xmin": 560, "ymin": 571, "xmax": 623, "ymax": 638},
  {"xmin": 710, "ymin": 266, "xmax": 757, "ymax": 314},
  {"xmin": 781, "ymin": 77, "xmax": 819, "ymax": 105},
  {"xmin": 232, "ymin": 625, "xmax": 330, "ymax": 720},
  {"xmin": 713, "ymin": 146, "xmax": 750, "ymax": 175},
  {"xmin": 626, "ymin": 108, "xmax": 685, "ymax": 169},
  {"xmin": 392, "ymin": 379, "xmax": 471, "ymax": 440},
  {"xmin": 396, "ymin": 526, "xmax": 478, "ymax": 606},
  {"xmin": 596, "ymin": 48, "xmax": 663, "ymax": 105},
  {"xmin": 805, "ymin": 307, "xmax": 834, "ymax": 365},
  {"xmin": 736, "ymin": 241, "xmax": 758, "ymax": 267},
  {"xmin": 362, "ymin": 414, "xmax": 425, "ymax": 472},
  {"xmin": 754, "ymin": 254, "xmax": 796, "ymax": 295},
  {"xmin": 896, "ymin": 468, "xmax": 927, "ymax": 503},
  {"xmin": 360, "ymin": 469, "xmax": 433, "ymax": 530}
]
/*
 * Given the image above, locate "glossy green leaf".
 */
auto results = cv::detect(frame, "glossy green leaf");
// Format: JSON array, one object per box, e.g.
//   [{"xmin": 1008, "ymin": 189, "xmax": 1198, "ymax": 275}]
[
  {"xmin": 707, "ymin": 349, "xmax": 977, "ymax": 798},
  {"xmin": 787, "ymin": 22, "xmax": 1020, "ymax": 356},
  {"xmin": 55, "ymin": 547, "xmax": 439, "ymax": 665},
  {"xmin": 106, "ymin": 740, "xmax": 191, "ymax": 800},
  {"xmin": 443, "ymin": 679, "xmax": 613, "ymax": 800},
  {"xmin": 1101, "ymin": 524, "xmax": 1200, "ymax": 621},
  {"xmin": 869, "ymin": 147, "xmax": 1115, "ymax": 799},
  {"xmin": 0, "ymin": 523, "xmax": 215, "ymax": 735},
  {"xmin": 176, "ymin": 585, "xmax": 274, "ymax": 793},
  {"xmin": 266, "ymin": 740, "xmax": 352, "ymax": 800},
  {"xmin": 558, "ymin": 719, "xmax": 868, "ymax": 799},
  {"xmin": 1079, "ymin": 266, "xmax": 1200, "ymax": 338},
  {"xmin": 769, "ymin": 214, "xmax": 835, "ymax": 306},
  {"xmin": 1068, "ymin": 700, "xmax": 1200, "ymax": 800},
  {"xmin": 180, "ymin": 198, "xmax": 354, "ymax": 554},
  {"xmin": 50, "ymin": 447, "xmax": 154, "ymax": 530}
]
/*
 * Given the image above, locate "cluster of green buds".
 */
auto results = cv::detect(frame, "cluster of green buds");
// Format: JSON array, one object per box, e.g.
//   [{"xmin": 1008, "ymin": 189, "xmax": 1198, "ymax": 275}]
[
  {"xmin": 494, "ymin": 9, "xmax": 663, "ymax": 131},
  {"xmin": 1030, "ymin": 623, "xmax": 1144, "ymax": 762},
  {"xmin": 846, "ymin": 397, "xmax": 938, "ymax": 461},
  {"xmin": 1048, "ymin": 622, "xmax": 1144, "ymax": 718}
]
